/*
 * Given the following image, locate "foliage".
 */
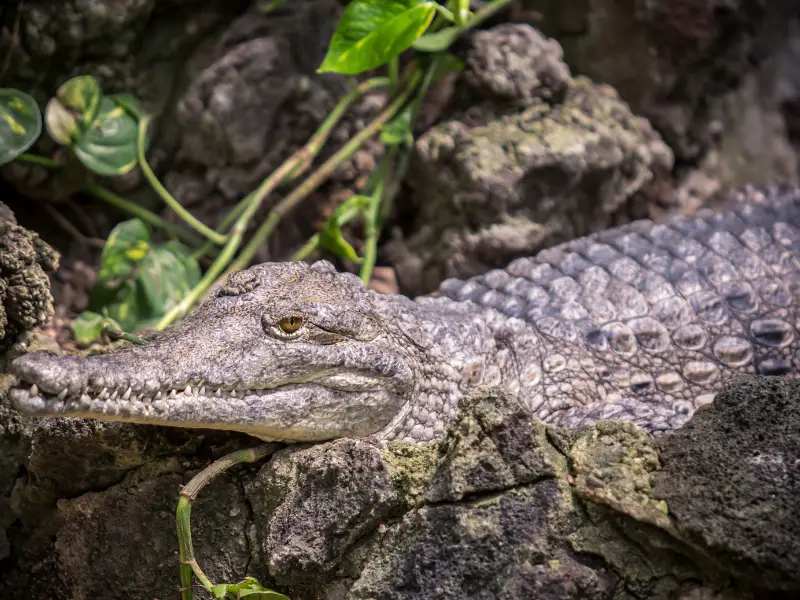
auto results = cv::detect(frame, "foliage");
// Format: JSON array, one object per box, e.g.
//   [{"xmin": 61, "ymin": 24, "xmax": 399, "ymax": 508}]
[
  {"xmin": 0, "ymin": 89, "xmax": 42, "ymax": 165},
  {"xmin": 212, "ymin": 577, "xmax": 291, "ymax": 599},
  {"xmin": 78, "ymin": 219, "xmax": 200, "ymax": 342},
  {"xmin": 318, "ymin": 0, "xmax": 438, "ymax": 74}
]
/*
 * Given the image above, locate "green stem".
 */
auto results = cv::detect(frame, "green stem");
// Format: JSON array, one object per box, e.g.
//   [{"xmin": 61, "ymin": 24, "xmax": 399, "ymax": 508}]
[
  {"xmin": 102, "ymin": 324, "xmax": 147, "ymax": 345},
  {"xmin": 190, "ymin": 193, "xmax": 251, "ymax": 261},
  {"xmin": 360, "ymin": 57, "xmax": 441, "ymax": 284},
  {"xmin": 462, "ymin": 0, "xmax": 512, "ymax": 32},
  {"xmin": 85, "ymin": 183, "xmax": 202, "ymax": 246},
  {"xmin": 190, "ymin": 77, "xmax": 390, "ymax": 263},
  {"xmin": 156, "ymin": 114, "xmax": 311, "ymax": 329},
  {"xmin": 359, "ymin": 151, "xmax": 393, "ymax": 284},
  {"xmin": 289, "ymin": 201, "xmax": 365, "ymax": 262},
  {"xmin": 176, "ymin": 444, "xmax": 279, "ymax": 600},
  {"xmin": 225, "ymin": 71, "xmax": 422, "ymax": 276},
  {"xmin": 290, "ymin": 233, "xmax": 320, "ymax": 262},
  {"xmin": 137, "ymin": 117, "xmax": 228, "ymax": 246},
  {"xmin": 434, "ymin": 3, "xmax": 456, "ymax": 21},
  {"xmin": 16, "ymin": 153, "xmax": 62, "ymax": 169},
  {"xmin": 388, "ymin": 57, "xmax": 399, "ymax": 95},
  {"xmin": 283, "ymin": 76, "xmax": 390, "ymax": 182}
]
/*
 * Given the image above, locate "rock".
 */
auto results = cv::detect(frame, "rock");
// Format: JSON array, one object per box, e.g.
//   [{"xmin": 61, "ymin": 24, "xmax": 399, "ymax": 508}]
[
  {"xmin": 247, "ymin": 438, "xmax": 398, "ymax": 585},
  {"xmin": 161, "ymin": 0, "xmax": 351, "ymax": 261},
  {"xmin": 2, "ymin": 375, "xmax": 799, "ymax": 598},
  {"xmin": 534, "ymin": 0, "xmax": 800, "ymax": 207},
  {"xmin": 653, "ymin": 375, "xmax": 800, "ymax": 594},
  {"xmin": 0, "ymin": 202, "xmax": 59, "ymax": 353},
  {"xmin": 387, "ymin": 25, "xmax": 673, "ymax": 295},
  {"xmin": 463, "ymin": 23, "xmax": 571, "ymax": 107}
]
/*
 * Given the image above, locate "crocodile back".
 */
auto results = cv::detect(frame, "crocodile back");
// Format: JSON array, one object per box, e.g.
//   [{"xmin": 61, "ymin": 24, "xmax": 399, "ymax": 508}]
[{"xmin": 436, "ymin": 184, "xmax": 800, "ymax": 431}]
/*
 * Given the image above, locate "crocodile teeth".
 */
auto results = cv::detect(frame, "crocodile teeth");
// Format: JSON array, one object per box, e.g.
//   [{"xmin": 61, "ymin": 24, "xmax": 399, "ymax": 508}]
[
  {"xmin": 169, "ymin": 389, "xmax": 177, "ymax": 398},
  {"xmin": 99, "ymin": 387, "xmax": 108, "ymax": 399},
  {"xmin": 199, "ymin": 386, "xmax": 206, "ymax": 396},
  {"xmin": 122, "ymin": 388, "xmax": 132, "ymax": 401},
  {"xmin": 154, "ymin": 391, "xmax": 162, "ymax": 401},
  {"xmin": 110, "ymin": 390, "xmax": 119, "ymax": 401},
  {"xmin": 29, "ymin": 384, "xmax": 38, "ymax": 397},
  {"xmin": 58, "ymin": 388, "xmax": 68, "ymax": 400},
  {"xmin": 215, "ymin": 389, "xmax": 222, "ymax": 397},
  {"xmin": 185, "ymin": 385, "xmax": 192, "ymax": 396}
]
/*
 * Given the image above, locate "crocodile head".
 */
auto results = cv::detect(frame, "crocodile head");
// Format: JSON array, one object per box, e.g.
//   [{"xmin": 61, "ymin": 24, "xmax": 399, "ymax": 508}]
[{"xmin": 8, "ymin": 261, "xmax": 433, "ymax": 442}]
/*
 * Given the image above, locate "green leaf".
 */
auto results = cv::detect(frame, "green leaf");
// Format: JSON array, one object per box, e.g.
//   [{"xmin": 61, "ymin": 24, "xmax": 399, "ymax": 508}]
[
  {"xmin": 99, "ymin": 280, "xmax": 148, "ymax": 331},
  {"xmin": 412, "ymin": 26, "xmax": 462, "ymax": 53},
  {"xmin": 136, "ymin": 242, "xmax": 200, "ymax": 318},
  {"xmin": 45, "ymin": 75, "xmax": 103, "ymax": 145},
  {"xmin": 380, "ymin": 105, "xmax": 414, "ymax": 147},
  {"xmin": 72, "ymin": 311, "xmax": 124, "ymax": 345},
  {"xmin": 318, "ymin": 0, "xmax": 437, "ymax": 75},
  {"xmin": 88, "ymin": 220, "xmax": 199, "ymax": 332},
  {"xmin": 318, "ymin": 195, "xmax": 371, "ymax": 262},
  {"xmin": 56, "ymin": 75, "xmax": 102, "ymax": 128},
  {"xmin": 211, "ymin": 577, "xmax": 291, "ymax": 600},
  {"xmin": 45, "ymin": 97, "xmax": 80, "ymax": 145},
  {"xmin": 96, "ymin": 219, "xmax": 151, "ymax": 284},
  {"xmin": 238, "ymin": 590, "xmax": 291, "ymax": 599},
  {"xmin": 0, "ymin": 89, "xmax": 42, "ymax": 165},
  {"xmin": 108, "ymin": 93, "xmax": 144, "ymax": 121},
  {"xmin": 72, "ymin": 96, "xmax": 140, "ymax": 176},
  {"xmin": 73, "ymin": 311, "xmax": 105, "ymax": 345}
]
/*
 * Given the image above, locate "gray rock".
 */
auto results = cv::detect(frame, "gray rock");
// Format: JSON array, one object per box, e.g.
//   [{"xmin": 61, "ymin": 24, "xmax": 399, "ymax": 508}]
[
  {"xmin": 247, "ymin": 438, "xmax": 398, "ymax": 584},
  {"xmin": 161, "ymin": 1, "xmax": 349, "ymax": 258},
  {"xmin": 653, "ymin": 375, "xmax": 800, "ymax": 593},
  {"xmin": 387, "ymin": 26, "xmax": 673, "ymax": 295},
  {"xmin": 0, "ymin": 202, "xmax": 59, "ymax": 353},
  {"xmin": 2, "ymin": 370, "xmax": 798, "ymax": 598}
]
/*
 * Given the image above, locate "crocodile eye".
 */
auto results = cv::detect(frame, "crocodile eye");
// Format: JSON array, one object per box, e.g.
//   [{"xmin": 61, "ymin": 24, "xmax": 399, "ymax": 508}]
[{"xmin": 278, "ymin": 315, "xmax": 304, "ymax": 334}]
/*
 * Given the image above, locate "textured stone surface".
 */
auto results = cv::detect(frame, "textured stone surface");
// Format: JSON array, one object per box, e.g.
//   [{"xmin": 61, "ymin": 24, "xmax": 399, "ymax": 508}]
[
  {"xmin": 0, "ymin": 202, "xmax": 59, "ymax": 353},
  {"xmin": 2, "ymin": 375, "xmax": 800, "ymax": 598},
  {"xmin": 653, "ymin": 375, "xmax": 800, "ymax": 593},
  {"xmin": 0, "ymin": 408, "xmax": 258, "ymax": 599},
  {"xmin": 387, "ymin": 24, "xmax": 673, "ymax": 296},
  {"xmin": 160, "ymin": 0, "xmax": 352, "ymax": 261},
  {"xmin": 247, "ymin": 438, "xmax": 398, "ymax": 584},
  {"xmin": 529, "ymin": 0, "xmax": 800, "ymax": 208}
]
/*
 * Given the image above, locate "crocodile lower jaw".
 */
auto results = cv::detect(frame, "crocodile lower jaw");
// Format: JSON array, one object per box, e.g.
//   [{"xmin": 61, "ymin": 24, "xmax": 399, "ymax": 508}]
[{"xmin": 8, "ymin": 380, "xmax": 407, "ymax": 442}]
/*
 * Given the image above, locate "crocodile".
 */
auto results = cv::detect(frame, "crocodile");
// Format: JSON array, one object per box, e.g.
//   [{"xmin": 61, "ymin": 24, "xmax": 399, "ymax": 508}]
[{"xmin": 8, "ymin": 184, "xmax": 800, "ymax": 444}]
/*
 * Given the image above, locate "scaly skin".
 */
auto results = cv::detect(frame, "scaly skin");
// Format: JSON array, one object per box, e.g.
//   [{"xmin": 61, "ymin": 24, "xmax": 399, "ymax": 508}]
[{"xmin": 8, "ymin": 184, "xmax": 800, "ymax": 443}]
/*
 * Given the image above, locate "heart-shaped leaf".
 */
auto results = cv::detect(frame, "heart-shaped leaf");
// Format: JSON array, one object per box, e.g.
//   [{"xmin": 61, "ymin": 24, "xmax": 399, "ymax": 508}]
[
  {"xmin": 45, "ymin": 75, "xmax": 103, "ymax": 145},
  {"xmin": 96, "ymin": 219, "xmax": 151, "ymax": 283},
  {"xmin": 72, "ymin": 311, "xmax": 123, "ymax": 346},
  {"xmin": 56, "ymin": 75, "xmax": 102, "ymax": 128},
  {"xmin": 318, "ymin": 0, "xmax": 437, "ymax": 75},
  {"xmin": 72, "ymin": 96, "xmax": 139, "ymax": 176},
  {"xmin": 0, "ymin": 88, "xmax": 42, "ymax": 165},
  {"xmin": 87, "ymin": 220, "xmax": 200, "ymax": 332},
  {"xmin": 137, "ymin": 241, "xmax": 200, "ymax": 318}
]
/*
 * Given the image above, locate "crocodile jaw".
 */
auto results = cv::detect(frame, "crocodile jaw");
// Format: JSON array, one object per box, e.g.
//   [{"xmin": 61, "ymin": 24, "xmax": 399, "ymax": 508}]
[{"xmin": 8, "ymin": 380, "xmax": 404, "ymax": 441}]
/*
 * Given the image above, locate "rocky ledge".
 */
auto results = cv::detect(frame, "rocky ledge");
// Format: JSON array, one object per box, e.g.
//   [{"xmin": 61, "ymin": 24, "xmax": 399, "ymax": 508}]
[{"xmin": 0, "ymin": 371, "xmax": 797, "ymax": 599}]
